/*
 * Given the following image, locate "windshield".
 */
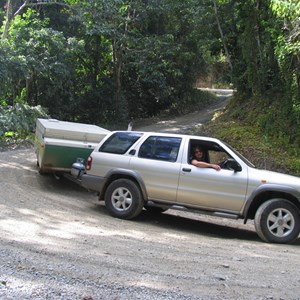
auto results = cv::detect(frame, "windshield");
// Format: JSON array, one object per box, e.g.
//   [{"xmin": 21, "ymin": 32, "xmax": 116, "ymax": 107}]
[{"xmin": 224, "ymin": 142, "xmax": 256, "ymax": 168}]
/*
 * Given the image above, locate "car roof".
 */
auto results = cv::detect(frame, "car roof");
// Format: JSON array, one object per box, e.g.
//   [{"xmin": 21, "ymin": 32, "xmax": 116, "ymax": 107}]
[{"xmin": 112, "ymin": 130, "xmax": 221, "ymax": 143}]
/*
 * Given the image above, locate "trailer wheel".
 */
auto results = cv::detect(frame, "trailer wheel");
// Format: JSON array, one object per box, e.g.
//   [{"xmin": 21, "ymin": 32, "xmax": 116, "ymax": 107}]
[
  {"xmin": 38, "ymin": 166, "xmax": 45, "ymax": 175},
  {"xmin": 105, "ymin": 179, "xmax": 144, "ymax": 220},
  {"xmin": 254, "ymin": 199, "xmax": 300, "ymax": 243}
]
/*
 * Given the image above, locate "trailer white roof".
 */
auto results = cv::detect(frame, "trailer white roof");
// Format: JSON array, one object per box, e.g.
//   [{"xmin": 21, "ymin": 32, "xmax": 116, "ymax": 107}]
[{"xmin": 36, "ymin": 119, "xmax": 110, "ymax": 143}]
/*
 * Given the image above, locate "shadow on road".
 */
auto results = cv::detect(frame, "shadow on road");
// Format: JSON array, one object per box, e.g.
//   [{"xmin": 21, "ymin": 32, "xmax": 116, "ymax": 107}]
[
  {"xmin": 137, "ymin": 209, "xmax": 260, "ymax": 242},
  {"xmin": 91, "ymin": 203, "xmax": 272, "ymax": 244}
]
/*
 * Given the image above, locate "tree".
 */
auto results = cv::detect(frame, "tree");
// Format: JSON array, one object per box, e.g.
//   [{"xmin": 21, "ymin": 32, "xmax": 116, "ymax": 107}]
[
  {"xmin": 271, "ymin": 0, "xmax": 300, "ymax": 96},
  {"xmin": 123, "ymin": 0, "xmax": 210, "ymax": 116},
  {"xmin": 1, "ymin": 0, "xmax": 72, "ymax": 39},
  {"xmin": 77, "ymin": 0, "xmax": 146, "ymax": 122},
  {"xmin": 0, "ymin": 0, "xmax": 220, "ymax": 123},
  {"xmin": 269, "ymin": 0, "xmax": 300, "ymax": 142},
  {"xmin": 0, "ymin": 8, "xmax": 83, "ymax": 119}
]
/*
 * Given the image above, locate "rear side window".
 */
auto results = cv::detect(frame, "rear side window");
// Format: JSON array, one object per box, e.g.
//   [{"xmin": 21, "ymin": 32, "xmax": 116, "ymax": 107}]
[
  {"xmin": 139, "ymin": 136, "xmax": 181, "ymax": 162},
  {"xmin": 99, "ymin": 132, "xmax": 143, "ymax": 154}
]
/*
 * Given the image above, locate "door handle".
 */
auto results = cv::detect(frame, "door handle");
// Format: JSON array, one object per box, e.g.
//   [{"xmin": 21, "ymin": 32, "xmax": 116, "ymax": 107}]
[{"xmin": 182, "ymin": 168, "xmax": 191, "ymax": 172}]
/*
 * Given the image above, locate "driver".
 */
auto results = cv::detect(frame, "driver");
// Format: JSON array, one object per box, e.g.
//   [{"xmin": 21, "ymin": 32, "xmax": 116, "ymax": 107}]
[{"xmin": 191, "ymin": 146, "xmax": 221, "ymax": 171}]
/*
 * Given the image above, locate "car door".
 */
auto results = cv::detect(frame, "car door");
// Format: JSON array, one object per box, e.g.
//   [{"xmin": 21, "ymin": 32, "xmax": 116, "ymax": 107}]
[
  {"xmin": 129, "ymin": 135, "xmax": 183, "ymax": 203},
  {"xmin": 176, "ymin": 138, "xmax": 248, "ymax": 212}
]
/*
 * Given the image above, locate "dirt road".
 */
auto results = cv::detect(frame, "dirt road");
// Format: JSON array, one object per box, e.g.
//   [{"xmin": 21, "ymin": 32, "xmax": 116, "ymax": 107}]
[
  {"xmin": 134, "ymin": 89, "xmax": 232, "ymax": 133},
  {"xmin": 1, "ymin": 93, "xmax": 299, "ymax": 300}
]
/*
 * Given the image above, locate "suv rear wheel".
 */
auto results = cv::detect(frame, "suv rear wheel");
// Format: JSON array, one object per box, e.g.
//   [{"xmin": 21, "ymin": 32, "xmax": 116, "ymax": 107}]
[
  {"xmin": 254, "ymin": 199, "xmax": 300, "ymax": 243},
  {"xmin": 105, "ymin": 179, "xmax": 144, "ymax": 220}
]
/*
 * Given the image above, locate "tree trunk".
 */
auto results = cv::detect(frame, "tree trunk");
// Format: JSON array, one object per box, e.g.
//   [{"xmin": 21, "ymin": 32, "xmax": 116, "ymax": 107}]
[
  {"xmin": 112, "ymin": 37, "xmax": 122, "ymax": 114},
  {"xmin": 1, "ymin": 0, "xmax": 13, "ymax": 40},
  {"xmin": 212, "ymin": 0, "xmax": 233, "ymax": 70},
  {"xmin": 112, "ymin": 7, "xmax": 132, "ymax": 119}
]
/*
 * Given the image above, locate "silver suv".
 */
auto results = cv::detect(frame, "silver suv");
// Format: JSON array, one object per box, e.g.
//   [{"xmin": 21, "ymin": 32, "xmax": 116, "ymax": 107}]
[{"xmin": 78, "ymin": 131, "xmax": 300, "ymax": 244}]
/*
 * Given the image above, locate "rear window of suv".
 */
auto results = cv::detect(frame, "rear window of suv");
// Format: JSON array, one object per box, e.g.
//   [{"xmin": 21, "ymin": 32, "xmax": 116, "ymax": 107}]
[
  {"xmin": 139, "ymin": 136, "xmax": 182, "ymax": 162},
  {"xmin": 99, "ymin": 132, "xmax": 143, "ymax": 154}
]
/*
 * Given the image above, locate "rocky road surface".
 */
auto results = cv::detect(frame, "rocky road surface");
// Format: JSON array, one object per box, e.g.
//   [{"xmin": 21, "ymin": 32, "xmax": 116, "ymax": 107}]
[{"xmin": 1, "ymin": 90, "xmax": 299, "ymax": 300}]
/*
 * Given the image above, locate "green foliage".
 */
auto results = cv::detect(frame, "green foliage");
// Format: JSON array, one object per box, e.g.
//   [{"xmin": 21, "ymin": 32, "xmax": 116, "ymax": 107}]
[
  {"xmin": 0, "ymin": 103, "xmax": 48, "ymax": 146},
  {"xmin": 201, "ymin": 93, "xmax": 300, "ymax": 176},
  {"xmin": 122, "ymin": 0, "xmax": 209, "ymax": 119},
  {"xmin": 0, "ymin": 7, "xmax": 87, "ymax": 121},
  {"xmin": 0, "ymin": 1, "xmax": 214, "ymax": 126},
  {"xmin": 269, "ymin": 0, "xmax": 300, "ymax": 141},
  {"xmin": 169, "ymin": 89, "xmax": 218, "ymax": 116}
]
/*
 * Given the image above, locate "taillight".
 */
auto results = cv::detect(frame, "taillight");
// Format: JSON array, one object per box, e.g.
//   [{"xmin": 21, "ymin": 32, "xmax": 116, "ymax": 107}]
[{"xmin": 86, "ymin": 156, "xmax": 92, "ymax": 170}]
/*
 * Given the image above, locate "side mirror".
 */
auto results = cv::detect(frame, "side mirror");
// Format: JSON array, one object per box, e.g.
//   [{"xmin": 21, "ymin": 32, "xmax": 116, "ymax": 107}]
[{"xmin": 224, "ymin": 158, "xmax": 242, "ymax": 172}]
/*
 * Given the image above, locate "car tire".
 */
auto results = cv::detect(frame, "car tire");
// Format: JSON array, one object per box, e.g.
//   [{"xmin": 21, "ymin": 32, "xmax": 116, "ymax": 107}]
[
  {"xmin": 105, "ymin": 179, "xmax": 144, "ymax": 220},
  {"xmin": 254, "ymin": 199, "xmax": 300, "ymax": 243}
]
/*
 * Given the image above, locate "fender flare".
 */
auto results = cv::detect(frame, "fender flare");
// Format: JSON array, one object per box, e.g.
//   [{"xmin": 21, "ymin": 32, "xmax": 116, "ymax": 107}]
[
  {"xmin": 242, "ymin": 184, "xmax": 300, "ymax": 221},
  {"xmin": 103, "ymin": 168, "xmax": 148, "ymax": 200}
]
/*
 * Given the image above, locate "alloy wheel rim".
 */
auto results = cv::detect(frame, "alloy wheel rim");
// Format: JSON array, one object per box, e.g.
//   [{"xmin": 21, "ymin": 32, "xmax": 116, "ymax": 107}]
[
  {"xmin": 111, "ymin": 187, "xmax": 132, "ymax": 211},
  {"xmin": 267, "ymin": 208, "xmax": 295, "ymax": 237}
]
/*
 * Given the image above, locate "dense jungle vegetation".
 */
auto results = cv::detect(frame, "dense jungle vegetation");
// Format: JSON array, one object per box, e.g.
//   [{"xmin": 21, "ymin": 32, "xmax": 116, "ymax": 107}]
[{"xmin": 0, "ymin": 0, "xmax": 300, "ymax": 174}]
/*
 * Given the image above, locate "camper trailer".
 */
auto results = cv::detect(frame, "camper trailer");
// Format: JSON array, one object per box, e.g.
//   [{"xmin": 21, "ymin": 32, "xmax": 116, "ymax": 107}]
[{"xmin": 35, "ymin": 118, "xmax": 109, "ymax": 174}]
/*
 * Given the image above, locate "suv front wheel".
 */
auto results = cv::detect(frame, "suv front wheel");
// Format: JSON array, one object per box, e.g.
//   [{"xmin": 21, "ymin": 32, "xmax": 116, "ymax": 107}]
[
  {"xmin": 254, "ymin": 199, "xmax": 300, "ymax": 243},
  {"xmin": 105, "ymin": 179, "xmax": 144, "ymax": 220}
]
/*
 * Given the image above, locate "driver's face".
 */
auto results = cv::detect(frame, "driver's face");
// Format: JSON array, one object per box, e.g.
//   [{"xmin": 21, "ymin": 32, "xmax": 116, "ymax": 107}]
[{"xmin": 194, "ymin": 148, "xmax": 204, "ymax": 160}]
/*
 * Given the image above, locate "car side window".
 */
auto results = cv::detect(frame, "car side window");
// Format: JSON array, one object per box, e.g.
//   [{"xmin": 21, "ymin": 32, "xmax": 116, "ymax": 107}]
[
  {"xmin": 139, "ymin": 136, "xmax": 181, "ymax": 162},
  {"xmin": 99, "ymin": 132, "xmax": 143, "ymax": 154},
  {"xmin": 189, "ymin": 139, "xmax": 231, "ymax": 165},
  {"xmin": 208, "ymin": 149, "xmax": 230, "ymax": 165}
]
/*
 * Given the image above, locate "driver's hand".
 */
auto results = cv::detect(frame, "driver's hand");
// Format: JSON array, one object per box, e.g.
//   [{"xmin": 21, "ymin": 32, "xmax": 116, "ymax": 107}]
[{"xmin": 212, "ymin": 164, "xmax": 221, "ymax": 171}]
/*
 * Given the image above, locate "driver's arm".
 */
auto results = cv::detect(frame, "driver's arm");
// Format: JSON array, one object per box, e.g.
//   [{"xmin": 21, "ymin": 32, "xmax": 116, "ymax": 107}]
[{"xmin": 191, "ymin": 159, "xmax": 221, "ymax": 171}]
